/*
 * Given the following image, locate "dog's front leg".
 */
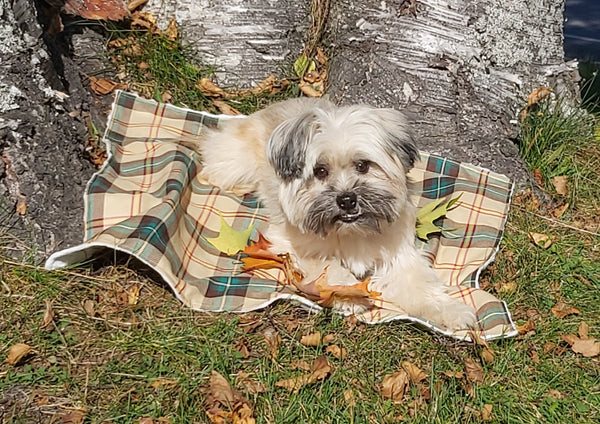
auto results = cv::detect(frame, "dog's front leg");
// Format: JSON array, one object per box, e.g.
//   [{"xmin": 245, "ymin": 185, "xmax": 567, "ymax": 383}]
[{"xmin": 370, "ymin": 253, "xmax": 476, "ymax": 331}]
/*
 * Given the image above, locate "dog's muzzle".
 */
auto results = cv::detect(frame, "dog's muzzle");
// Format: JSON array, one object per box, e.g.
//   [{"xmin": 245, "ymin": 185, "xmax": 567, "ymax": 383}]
[{"xmin": 336, "ymin": 192, "xmax": 360, "ymax": 222}]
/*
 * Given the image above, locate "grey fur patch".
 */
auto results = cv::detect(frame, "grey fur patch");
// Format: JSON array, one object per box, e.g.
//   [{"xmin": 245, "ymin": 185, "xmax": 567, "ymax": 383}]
[{"xmin": 267, "ymin": 111, "xmax": 316, "ymax": 181}]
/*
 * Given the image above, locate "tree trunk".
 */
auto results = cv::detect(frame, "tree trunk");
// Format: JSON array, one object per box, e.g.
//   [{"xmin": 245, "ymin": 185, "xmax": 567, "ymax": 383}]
[{"xmin": 146, "ymin": 0, "xmax": 578, "ymax": 183}]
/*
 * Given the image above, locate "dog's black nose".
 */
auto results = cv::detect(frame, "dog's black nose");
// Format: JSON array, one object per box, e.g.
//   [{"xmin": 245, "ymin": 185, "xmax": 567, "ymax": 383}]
[{"xmin": 336, "ymin": 192, "xmax": 357, "ymax": 211}]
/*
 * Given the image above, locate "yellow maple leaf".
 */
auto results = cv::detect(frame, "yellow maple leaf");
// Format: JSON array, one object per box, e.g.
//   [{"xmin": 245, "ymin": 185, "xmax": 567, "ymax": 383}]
[{"xmin": 205, "ymin": 216, "xmax": 254, "ymax": 255}]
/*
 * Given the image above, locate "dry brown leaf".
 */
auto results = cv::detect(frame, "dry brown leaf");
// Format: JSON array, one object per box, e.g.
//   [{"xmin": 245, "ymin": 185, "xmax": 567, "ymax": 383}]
[
  {"xmin": 139, "ymin": 417, "xmax": 155, "ymax": 424},
  {"xmin": 532, "ymin": 169, "xmax": 545, "ymax": 187},
  {"xmin": 16, "ymin": 200, "xmax": 27, "ymax": 215},
  {"xmin": 552, "ymin": 202, "xmax": 569, "ymax": 219},
  {"xmin": 345, "ymin": 315, "xmax": 359, "ymax": 333},
  {"xmin": 5, "ymin": 343, "xmax": 32, "ymax": 365},
  {"xmin": 343, "ymin": 388, "xmax": 356, "ymax": 407},
  {"xmin": 529, "ymin": 350, "xmax": 540, "ymax": 364},
  {"xmin": 262, "ymin": 327, "xmax": 281, "ymax": 360},
  {"xmin": 40, "ymin": 299, "xmax": 55, "ymax": 330},
  {"xmin": 211, "ymin": 99, "xmax": 242, "ymax": 116},
  {"xmin": 150, "ymin": 378, "xmax": 178, "ymax": 389},
  {"xmin": 290, "ymin": 359, "xmax": 312, "ymax": 371},
  {"xmin": 161, "ymin": 91, "xmax": 173, "ymax": 103},
  {"xmin": 572, "ymin": 339, "xmax": 600, "ymax": 357},
  {"xmin": 316, "ymin": 47, "xmax": 328, "ymax": 65},
  {"xmin": 60, "ymin": 408, "xmax": 87, "ymax": 424},
  {"xmin": 578, "ymin": 321, "xmax": 590, "ymax": 339},
  {"xmin": 237, "ymin": 371, "xmax": 268, "ymax": 395},
  {"xmin": 526, "ymin": 86, "xmax": 552, "ymax": 108},
  {"xmin": 551, "ymin": 175, "xmax": 568, "ymax": 196},
  {"xmin": 528, "ymin": 232, "xmax": 552, "ymax": 249},
  {"xmin": 322, "ymin": 333, "xmax": 336, "ymax": 344},
  {"xmin": 547, "ymin": 388, "xmax": 565, "ymax": 399},
  {"xmin": 464, "ymin": 358, "xmax": 484, "ymax": 384},
  {"xmin": 166, "ymin": 16, "xmax": 178, "ymax": 40},
  {"xmin": 516, "ymin": 319, "xmax": 536, "ymax": 335},
  {"xmin": 551, "ymin": 301, "xmax": 580, "ymax": 319},
  {"xmin": 197, "ymin": 78, "xmax": 226, "ymax": 97},
  {"xmin": 443, "ymin": 370, "xmax": 465, "ymax": 379},
  {"xmin": 481, "ymin": 347, "xmax": 495, "ymax": 364},
  {"xmin": 83, "ymin": 299, "xmax": 95, "ymax": 316},
  {"xmin": 402, "ymin": 361, "xmax": 427, "ymax": 383},
  {"xmin": 234, "ymin": 339, "xmax": 251, "ymax": 358},
  {"xmin": 300, "ymin": 332, "xmax": 321, "ymax": 346},
  {"xmin": 128, "ymin": 0, "xmax": 148, "ymax": 12},
  {"xmin": 275, "ymin": 355, "xmax": 332, "ymax": 393},
  {"xmin": 494, "ymin": 281, "xmax": 517, "ymax": 294},
  {"xmin": 249, "ymin": 75, "xmax": 277, "ymax": 96},
  {"xmin": 89, "ymin": 76, "xmax": 122, "ymax": 95},
  {"xmin": 127, "ymin": 284, "xmax": 141, "ymax": 305},
  {"xmin": 325, "ymin": 344, "xmax": 347, "ymax": 360},
  {"xmin": 206, "ymin": 371, "xmax": 256, "ymax": 424},
  {"xmin": 63, "ymin": 0, "xmax": 130, "ymax": 21},
  {"xmin": 299, "ymin": 81, "xmax": 323, "ymax": 98},
  {"xmin": 381, "ymin": 370, "xmax": 410, "ymax": 404},
  {"xmin": 481, "ymin": 404, "xmax": 493, "ymax": 422}
]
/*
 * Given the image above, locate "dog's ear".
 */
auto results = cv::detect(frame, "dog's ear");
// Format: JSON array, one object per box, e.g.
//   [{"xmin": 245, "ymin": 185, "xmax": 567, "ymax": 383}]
[
  {"xmin": 267, "ymin": 111, "xmax": 317, "ymax": 181},
  {"xmin": 373, "ymin": 108, "xmax": 419, "ymax": 170}
]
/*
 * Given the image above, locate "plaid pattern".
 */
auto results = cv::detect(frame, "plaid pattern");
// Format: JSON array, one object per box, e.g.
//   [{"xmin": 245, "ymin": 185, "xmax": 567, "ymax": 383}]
[{"xmin": 46, "ymin": 91, "xmax": 517, "ymax": 341}]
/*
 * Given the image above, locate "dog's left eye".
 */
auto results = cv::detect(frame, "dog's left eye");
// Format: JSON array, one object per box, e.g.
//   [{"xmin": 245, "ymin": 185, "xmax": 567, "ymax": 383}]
[{"xmin": 355, "ymin": 160, "xmax": 370, "ymax": 174}]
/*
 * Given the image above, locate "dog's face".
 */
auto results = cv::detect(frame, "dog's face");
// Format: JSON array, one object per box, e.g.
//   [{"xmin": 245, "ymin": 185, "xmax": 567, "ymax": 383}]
[{"xmin": 266, "ymin": 104, "xmax": 418, "ymax": 237}]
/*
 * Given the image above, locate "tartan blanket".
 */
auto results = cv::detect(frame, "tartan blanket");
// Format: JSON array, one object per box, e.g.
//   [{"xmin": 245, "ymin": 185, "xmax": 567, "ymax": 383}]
[{"xmin": 45, "ymin": 91, "xmax": 517, "ymax": 341}]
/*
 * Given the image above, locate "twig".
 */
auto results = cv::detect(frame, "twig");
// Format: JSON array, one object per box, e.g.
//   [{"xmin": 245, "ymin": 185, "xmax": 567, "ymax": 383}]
[{"xmin": 515, "ymin": 205, "xmax": 600, "ymax": 236}]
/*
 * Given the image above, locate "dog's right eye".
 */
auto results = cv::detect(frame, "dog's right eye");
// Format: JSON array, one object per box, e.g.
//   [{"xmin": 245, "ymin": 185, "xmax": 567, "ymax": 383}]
[{"xmin": 314, "ymin": 166, "xmax": 329, "ymax": 180}]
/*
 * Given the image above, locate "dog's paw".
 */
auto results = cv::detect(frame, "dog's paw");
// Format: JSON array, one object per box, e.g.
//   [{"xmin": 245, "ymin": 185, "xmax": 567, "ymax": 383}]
[{"xmin": 432, "ymin": 300, "xmax": 477, "ymax": 332}]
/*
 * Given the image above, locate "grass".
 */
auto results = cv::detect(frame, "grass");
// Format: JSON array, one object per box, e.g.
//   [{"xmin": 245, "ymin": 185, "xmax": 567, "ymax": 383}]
[{"xmin": 2, "ymin": 24, "xmax": 600, "ymax": 424}]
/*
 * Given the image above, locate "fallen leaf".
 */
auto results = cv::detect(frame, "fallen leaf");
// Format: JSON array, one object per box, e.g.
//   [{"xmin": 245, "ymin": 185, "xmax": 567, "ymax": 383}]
[
  {"xmin": 300, "ymin": 332, "xmax": 321, "ymax": 346},
  {"xmin": 89, "ymin": 76, "xmax": 116, "ymax": 95},
  {"xmin": 343, "ymin": 388, "xmax": 356, "ymax": 407},
  {"xmin": 526, "ymin": 86, "xmax": 552, "ymax": 108},
  {"xmin": 16, "ymin": 200, "xmax": 27, "ymax": 215},
  {"xmin": 234, "ymin": 339, "xmax": 251, "ymax": 358},
  {"xmin": 551, "ymin": 300, "xmax": 580, "ymax": 319},
  {"xmin": 325, "ymin": 344, "xmax": 347, "ymax": 360},
  {"xmin": 516, "ymin": 319, "xmax": 536, "ymax": 335},
  {"xmin": 205, "ymin": 371, "xmax": 256, "ymax": 424},
  {"xmin": 197, "ymin": 78, "xmax": 226, "ymax": 98},
  {"xmin": 551, "ymin": 175, "xmax": 568, "ymax": 196},
  {"xmin": 294, "ymin": 55, "xmax": 311, "ymax": 78},
  {"xmin": 298, "ymin": 80, "xmax": 323, "ymax": 98},
  {"xmin": 345, "ymin": 315, "xmax": 359, "ymax": 333},
  {"xmin": 481, "ymin": 347, "xmax": 495, "ymax": 364},
  {"xmin": 381, "ymin": 370, "xmax": 410, "ymax": 404},
  {"xmin": 211, "ymin": 99, "xmax": 242, "ymax": 116},
  {"xmin": 5, "ymin": 343, "xmax": 32, "ymax": 365},
  {"xmin": 275, "ymin": 355, "xmax": 332, "ymax": 393},
  {"xmin": 416, "ymin": 195, "xmax": 461, "ymax": 240},
  {"xmin": 205, "ymin": 216, "xmax": 254, "ymax": 255},
  {"xmin": 40, "ymin": 299, "xmax": 55, "ymax": 330},
  {"xmin": 322, "ymin": 333, "xmax": 336, "ymax": 344},
  {"xmin": 165, "ymin": 16, "xmax": 178, "ymax": 40},
  {"xmin": 82, "ymin": 299, "xmax": 95, "ymax": 316},
  {"xmin": 552, "ymin": 202, "xmax": 569, "ymax": 219},
  {"xmin": 127, "ymin": 284, "xmax": 141, "ymax": 305},
  {"xmin": 290, "ymin": 360, "xmax": 312, "ymax": 371},
  {"xmin": 316, "ymin": 47, "xmax": 328, "ymax": 65},
  {"xmin": 402, "ymin": 361, "xmax": 427, "ymax": 383},
  {"xmin": 481, "ymin": 404, "xmax": 493, "ymax": 422},
  {"xmin": 161, "ymin": 91, "xmax": 173, "ymax": 103},
  {"xmin": 572, "ymin": 339, "xmax": 600, "ymax": 357},
  {"xmin": 547, "ymin": 388, "xmax": 565, "ymax": 399},
  {"xmin": 532, "ymin": 169, "xmax": 545, "ymax": 187},
  {"xmin": 60, "ymin": 408, "xmax": 86, "ymax": 424},
  {"xmin": 464, "ymin": 358, "xmax": 484, "ymax": 384},
  {"xmin": 237, "ymin": 371, "xmax": 268, "ymax": 394},
  {"xmin": 63, "ymin": 0, "xmax": 130, "ymax": 21},
  {"xmin": 150, "ymin": 378, "xmax": 178, "ymax": 389},
  {"xmin": 528, "ymin": 232, "xmax": 552, "ymax": 249},
  {"xmin": 443, "ymin": 370, "xmax": 465, "ymax": 379},
  {"xmin": 529, "ymin": 350, "xmax": 540, "ymax": 364},
  {"xmin": 262, "ymin": 327, "xmax": 281, "ymax": 360},
  {"xmin": 560, "ymin": 322, "xmax": 600, "ymax": 357},
  {"xmin": 128, "ymin": 0, "xmax": 149, "ymax": 12}
]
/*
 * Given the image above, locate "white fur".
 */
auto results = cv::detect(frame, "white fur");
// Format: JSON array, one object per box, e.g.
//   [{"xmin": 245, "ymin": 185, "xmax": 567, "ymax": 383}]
[{"xmin": 193, "ymin": 98, "xmax": 476, "ymax": 331}]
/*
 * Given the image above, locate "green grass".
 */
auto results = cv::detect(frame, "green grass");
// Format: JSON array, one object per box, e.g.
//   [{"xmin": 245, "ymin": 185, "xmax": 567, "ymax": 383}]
[{"xmin": 2, "ymin": 23, "xmax": 600, "ymax": 424}]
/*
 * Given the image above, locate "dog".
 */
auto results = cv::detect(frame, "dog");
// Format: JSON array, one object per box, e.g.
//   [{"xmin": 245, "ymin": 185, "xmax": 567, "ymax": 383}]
[{"xmin": 193, "ymin": 97, "xmax": 476, "ymax": 331}]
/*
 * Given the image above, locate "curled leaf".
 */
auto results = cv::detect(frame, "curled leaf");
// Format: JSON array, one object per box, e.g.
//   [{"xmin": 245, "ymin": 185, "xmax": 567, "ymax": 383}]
[{"xmin": 5, "ymin": 343, "xmax": 32, "ymax": 365}]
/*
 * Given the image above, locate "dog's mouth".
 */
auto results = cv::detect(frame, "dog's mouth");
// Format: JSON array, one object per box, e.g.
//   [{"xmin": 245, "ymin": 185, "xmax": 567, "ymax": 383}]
[{"xmin": 337, "ymin": 212, "xmax": 361, "ymax": 223}]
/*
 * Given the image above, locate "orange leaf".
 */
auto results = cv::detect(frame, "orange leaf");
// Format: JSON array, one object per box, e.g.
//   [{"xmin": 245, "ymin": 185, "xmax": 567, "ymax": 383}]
[
  {"xmin": 551, "ymin": 301, "xmax": 580, "ymax": 319},
  {"xmin": 63, "ymin": 0, "xmax": 130, "ymax": 21},
  {"xmin": 275, "ymin": 355, "xmax": 332, "ymax": 393},
  {"xmin": 402, "ymin": 361, "xmax": 427, "ymax": 383},
  {"xmin": 5, "ymin": 343, "xmax": 32, "ymax": 365},
  {"xmin": 325, "ymin": 344, "xmax": 347, "ymax": 360},
  {"xmin": 300, "ymin": 332, "xmax": 321, "ymax": 346}
]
